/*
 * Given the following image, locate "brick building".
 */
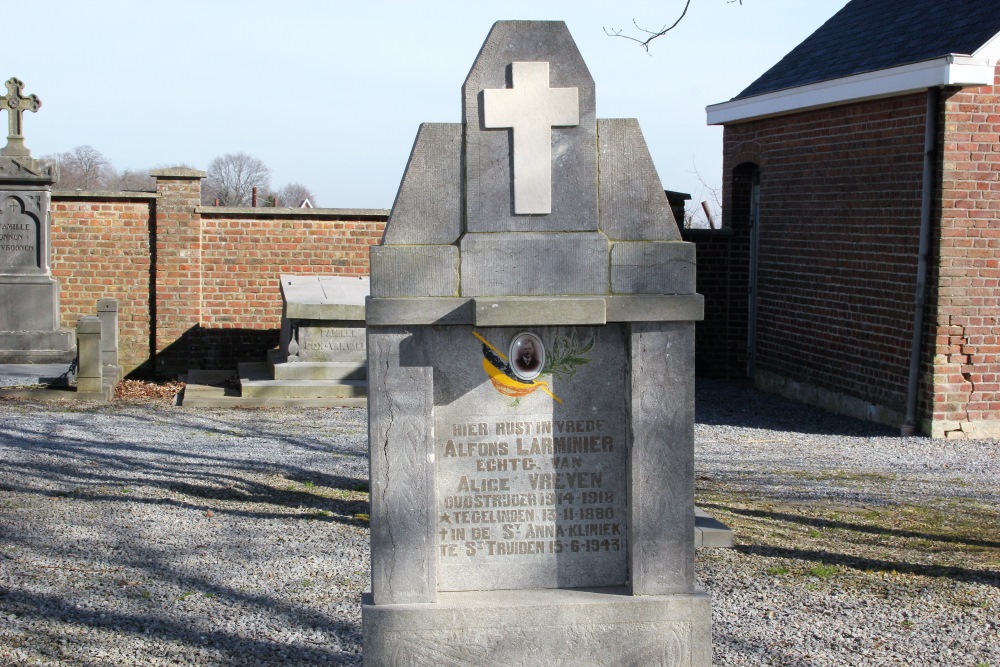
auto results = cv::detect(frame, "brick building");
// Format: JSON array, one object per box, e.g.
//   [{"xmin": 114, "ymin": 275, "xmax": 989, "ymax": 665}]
[
  {"xmin": 701, "ymin": 0, "xmax": 1000, "ymax": 438},
  {"xmin": 50, "ymin": 169, "xmax": 386, "ymax": 378}
]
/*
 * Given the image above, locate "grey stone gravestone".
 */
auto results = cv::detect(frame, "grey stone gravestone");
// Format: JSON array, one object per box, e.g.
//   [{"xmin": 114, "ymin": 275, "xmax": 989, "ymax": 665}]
[
  {"xmin": 363, "ymin": 21, "xmax": 710, "ymax": 665},
  {"xmin": 232, "ymin": 275, "xmax": 369, "ymax": 403},
  {"xmin": 0, "ymin": 77, "xmax": 74, "ymax": 363}
]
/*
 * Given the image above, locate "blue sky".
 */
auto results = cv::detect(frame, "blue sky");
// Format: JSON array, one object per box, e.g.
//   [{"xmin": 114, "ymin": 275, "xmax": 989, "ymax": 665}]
[{"xmin": 8, "ymin": 0, "xmax": 849, "ymax": 218}]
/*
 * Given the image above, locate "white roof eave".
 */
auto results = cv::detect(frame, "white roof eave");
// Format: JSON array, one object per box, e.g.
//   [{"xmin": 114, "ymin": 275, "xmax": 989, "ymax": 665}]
[{"xmin": 706, "ymin": 55, "xmax": 996, "ymax": 126}]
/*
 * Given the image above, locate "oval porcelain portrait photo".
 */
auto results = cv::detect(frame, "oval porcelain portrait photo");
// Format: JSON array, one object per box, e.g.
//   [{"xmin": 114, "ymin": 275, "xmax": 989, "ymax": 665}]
[{"xmin": 509, "ymin": 332, "xmax": 544, "ymax": 381}]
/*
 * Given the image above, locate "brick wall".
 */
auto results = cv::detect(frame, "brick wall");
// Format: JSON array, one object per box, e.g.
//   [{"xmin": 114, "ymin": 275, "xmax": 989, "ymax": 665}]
[
  {"xmin": 718, "ymin": 94, "xmax": 928, "ymax": 423},
  {"xmin": 50, "ymin": 194, "xmax": 155, "ymax": 375},
  {"xmin": 152, "ymin": 169, "xmax": 205, "ymax": 377},
  {"xmin": 48, "ymin": 173, "xmax": 387, "ymax": 378},
  {"xmin": 681, "ymin": 227, "xmax": 749, "ymax": 378},
  {"xmin": 932, "ymin": 69, "xmax": 1000, "ymax": 438},
  {"xmin": 195, "ymin": 208, "xmax": 384, "ymax": 372}
]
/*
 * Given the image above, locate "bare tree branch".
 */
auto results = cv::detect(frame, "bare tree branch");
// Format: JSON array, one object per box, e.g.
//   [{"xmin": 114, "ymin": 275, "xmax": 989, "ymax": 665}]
[
  {"xmin": 203, "ymin": 152, "xmax": 271, "ymax": 206},
  {"xmin": 44, "ymin": 145, "xmax": 114, "ymax": 190},
  {"xmin": 274, "ymin": 182, "xmax": 315, "ymax": 208},
  {"xmin": 605, "ymin": 0, "xmax": 743, "ymax": 52}
]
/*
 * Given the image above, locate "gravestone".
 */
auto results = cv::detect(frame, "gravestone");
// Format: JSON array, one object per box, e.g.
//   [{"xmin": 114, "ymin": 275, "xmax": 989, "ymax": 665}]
[
  {"xmin": 233, "ymin": 275, "xmax": 368, "ymax": 403},
  {"xmin": 0, "ymin": 77, "xmax": 74, "ymax": 362},
  {"xmin": 363, "ymin": 21, "xmax": 710, "ymax": 665}
]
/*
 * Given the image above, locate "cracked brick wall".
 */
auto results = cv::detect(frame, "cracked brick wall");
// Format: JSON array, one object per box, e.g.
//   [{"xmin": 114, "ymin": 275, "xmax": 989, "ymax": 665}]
[
  {"xmin": 706, "ymin": 66, "xmax": 1000, "ymax": 438},
  {"xmin": 932, "ymin": 69, "xmax": 1000, "ymax": 438}
]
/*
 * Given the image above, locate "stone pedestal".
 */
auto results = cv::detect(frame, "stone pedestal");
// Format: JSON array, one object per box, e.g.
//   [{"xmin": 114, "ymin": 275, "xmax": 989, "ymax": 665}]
[
  {"xmin": 97, "ymin": 298, "xmax": 122, "ymax": 384},
  {"xmin": 363, "ymin": 589, "xmax": 711, "ymax": 665},
  {"xmin": 364, "ymin": 21, "xmax": 710, "ymax": 666},
  {"xmin": 75, "ymin": 316, "xmax": 102, "ymax": 393}
]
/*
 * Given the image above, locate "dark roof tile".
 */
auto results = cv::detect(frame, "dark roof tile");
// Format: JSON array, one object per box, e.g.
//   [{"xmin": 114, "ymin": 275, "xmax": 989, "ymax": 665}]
[{"xmin": 736, "ymin": 0, "xmax": 1000, "ymax": 100}]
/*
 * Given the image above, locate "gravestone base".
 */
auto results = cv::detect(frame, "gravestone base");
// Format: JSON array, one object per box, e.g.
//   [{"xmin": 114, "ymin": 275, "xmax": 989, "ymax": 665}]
[
  {"xmin": 238, "ymin": 360, "xmax": 367, "ymax": 399},
  {"xmin": 0, "ymin": 247, "xmax": 72, "ymax": 364},
  {"xmin": 362, "ymin": 588, "xmax": 712, "ymax": 666},
  {"xmin": 0, "ymin": 330, "xmax": 75, "ymax": 363},
  {"xmin": 0, "ymin": 276, "xmax": 60, "ymax": 330}
]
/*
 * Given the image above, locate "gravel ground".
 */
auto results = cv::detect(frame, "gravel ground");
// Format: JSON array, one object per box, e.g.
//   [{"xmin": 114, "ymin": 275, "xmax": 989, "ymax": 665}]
[
  {"xmin": 0, "ymin": 381, "xmax": 997, "ymax": 666},
  {"xmin": 695, "ymin": 379, "xmax": 999, "ymax": 667}
]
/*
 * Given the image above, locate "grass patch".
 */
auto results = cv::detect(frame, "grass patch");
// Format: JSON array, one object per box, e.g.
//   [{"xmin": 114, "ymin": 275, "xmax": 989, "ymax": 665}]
[
  {"xmin": 808, "ymin": 564, "xmax": 838, "ymax": 579},
  {"xmin": 695, "ymin": 482, "xmax": 1000, "ymax": 600}
]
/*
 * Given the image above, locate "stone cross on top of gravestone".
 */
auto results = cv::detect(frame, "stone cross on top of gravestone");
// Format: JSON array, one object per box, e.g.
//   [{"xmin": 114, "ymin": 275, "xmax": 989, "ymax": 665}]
[
  {"xmin": 1, "ymin": 78, "xmax": 41, "ymax": 157},
  {"xmin": 484, "ymin": 61, "xmax": 579, "ymax": 215}
]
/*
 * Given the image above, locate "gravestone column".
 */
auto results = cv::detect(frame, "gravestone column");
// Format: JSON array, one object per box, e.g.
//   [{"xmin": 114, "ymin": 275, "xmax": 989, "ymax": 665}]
[
  {"xmin": 0, "ymin": 77, "xmax": 75, "ymax": 363},
  {"xmin": 97, "ymin": 297, "xmax": 122, "ymax": 384},
  {"xmin": 97, "ymin": 298, "xmax": 119, "ymax": 367},
  {"xmin": 364, "ymin": 21, "xmax": 710, "ymax": 666},
  {"xmin": 75, "ymin": 316, "xmax": 103, "ymax": 393}
]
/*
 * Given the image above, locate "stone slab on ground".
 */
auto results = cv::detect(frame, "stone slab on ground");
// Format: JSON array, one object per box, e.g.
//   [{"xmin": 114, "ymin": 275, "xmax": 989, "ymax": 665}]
[
  {"xmin": 0, "ymin": 362, "xmax": 114, "ymax": 402},
  {"xmin": 271, "ymin": 362, "xmax": 367, "ymax": 381},
  {"xmin": 0, "ymin": 362, "xmax": 72, "ymax": 386},
  {"xmin": 239, "ymin": 362, "xmax": 366, "ymax": 399},
  {"xmin": 695, "ymin": 507, "xmax": 734, "ymax": 549},
  {"xmin": 179, "ymin": 367, "xmax": 367, "ymax": 409}
]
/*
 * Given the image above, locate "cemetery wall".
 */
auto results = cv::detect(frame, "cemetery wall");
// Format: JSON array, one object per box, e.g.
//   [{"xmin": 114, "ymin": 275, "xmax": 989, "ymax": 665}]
[
  {"xmin": 48, "ymin": 174, "xmax": 386, "ymax": 377},
  {"xmin": 195, "ymin": 208, "xmax": 384, "ymax": 374},
  {"xmin": 51, "ymin": 194, "xmax": 156, "ymax": 375},
  {"xmin": 680, "ymin": 227, "xmax": 748, "ymax": 378},
  {"xmin": 718, "ymin": 93, "xmax": 928, "ymax": 425},
  {"xmin": 932, "ymin": 69, "xmax": 1000, "ymax": 438}
]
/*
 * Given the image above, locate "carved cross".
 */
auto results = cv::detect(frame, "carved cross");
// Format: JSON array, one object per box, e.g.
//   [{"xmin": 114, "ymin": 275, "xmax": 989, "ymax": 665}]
[
  {"xmin": 483, "ymin": 62, "xmax": 579, "ymax": 215},
  {"xmin": 1, "ymin": 77, "xmax": 41, "ymax": 157}
]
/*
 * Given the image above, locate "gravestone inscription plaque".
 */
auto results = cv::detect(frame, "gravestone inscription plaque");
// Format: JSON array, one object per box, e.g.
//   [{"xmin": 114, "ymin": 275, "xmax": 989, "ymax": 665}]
[
  {"xmin": 433, "ymin": 325, "xmax": 628, "ymax": 592},
  {"xmin": 0, "ymin": 197, "xmax": 39, "ymax": 268},
  {"xmin": 363, "ymin": 22, "xmax": 709, "ymax": 666}
]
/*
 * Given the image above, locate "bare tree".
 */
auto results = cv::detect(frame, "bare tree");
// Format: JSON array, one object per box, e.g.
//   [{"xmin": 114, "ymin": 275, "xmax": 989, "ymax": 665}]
[
  {"xmin": 274, "ymin": 182, "xmax": 315, "ymax": 208},
  {"xmin": 203, "ymin": 152, "xmax": 271, "ymax": 206},
  {"xmin": 45, "ymin": 145, "xmax": 114, "ymax": 190},
  {"xmin": 606, "ymin": 0, "xmax": 743, "ymax": 52},
  {"xmin": 111, "ymin": 168, "xmax": 156, "ymax": 192}
]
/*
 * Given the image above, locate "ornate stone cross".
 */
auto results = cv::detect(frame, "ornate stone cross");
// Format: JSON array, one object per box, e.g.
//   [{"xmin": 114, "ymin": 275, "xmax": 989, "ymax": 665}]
[
  {"xmin": 483, "ymin": 61, "xmax": 579, "ymax": 215},
  {"xmin": 1, "ymin": 77, "xmax": 41, "ymax": 157}
]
